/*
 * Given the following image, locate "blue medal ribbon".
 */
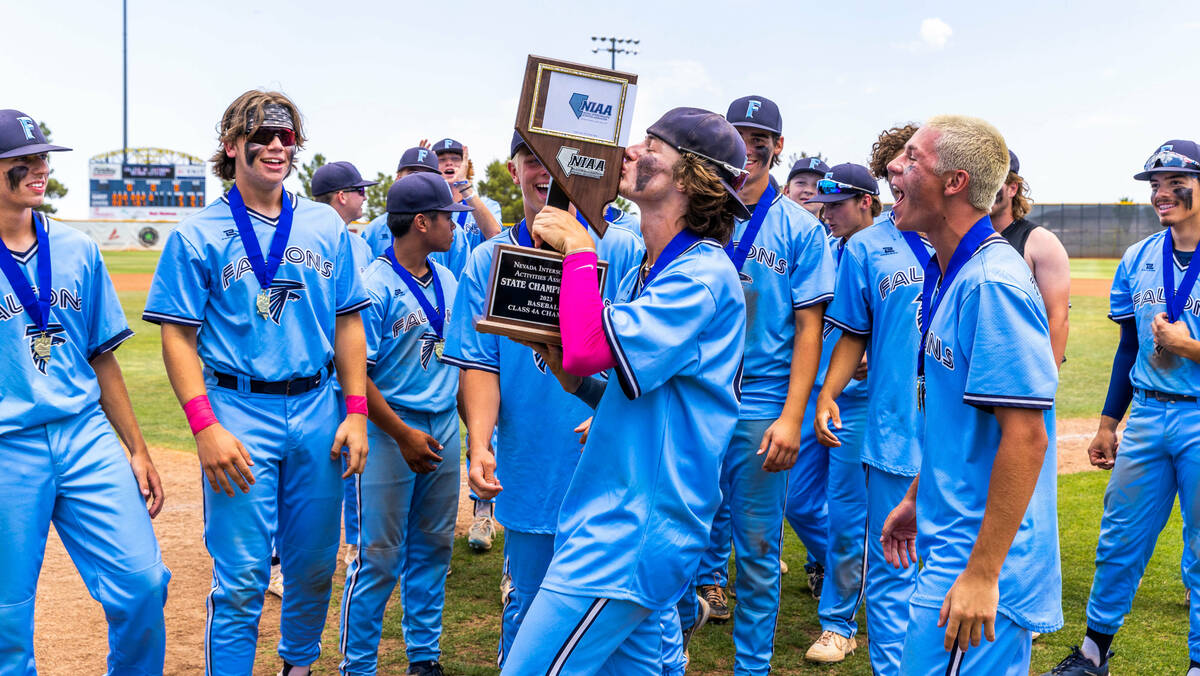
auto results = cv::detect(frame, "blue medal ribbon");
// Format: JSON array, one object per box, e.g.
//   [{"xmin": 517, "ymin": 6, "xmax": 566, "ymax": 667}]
[
  {"xmin": 901, "ymin": 231, "xmax": 932, "ymax": 269},
  {"xmin": 0, "ymin": 211, "xmax": 52, "ymax": 332},
  {"xmin": 456, "ymin": 202, "xmax": 470, "ymax": 228},
  {"xmin": 1162, "ymin": 228, "xmax": 1200, "ymax": 322},
  {"xmin": 724, "ymin": 183, "xmax": 776, "ymax": 272},
  {"xmin": 638, "ymin": 228, "xmax": 702, "ymax": 297},
  {"xmin": 227, "ymin": 184, "xmax": 294, "ymax": 291},
  {"xmin": 917, "ymin": 217, "xmax": 998, "ymax": 407},
  {"xmin": 514, "ymin": 218, "xmax": 534, "ymax": 248},
  {"xmin": 385, "ymin": 248, "xmax": 446, "ymax": 338}
]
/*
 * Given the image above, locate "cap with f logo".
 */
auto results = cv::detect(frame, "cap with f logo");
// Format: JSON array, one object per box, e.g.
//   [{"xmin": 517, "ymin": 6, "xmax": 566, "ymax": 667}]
[
  {"xmin": 725, "ymin": 95, "xmax": 782, "ymax": 135},
  {"xmin": 0, "ymin": 110, "xmax": 72, "ymax": 159}
]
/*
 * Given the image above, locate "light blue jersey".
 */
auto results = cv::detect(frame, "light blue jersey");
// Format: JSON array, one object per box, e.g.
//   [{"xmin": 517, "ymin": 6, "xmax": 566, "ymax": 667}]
[
  {"xmin": 143, "ymin": 192, "xmax": 370, "ymax": 380},
  {"xmin": 0, "ymin": 220, "xmax": 132, "ymax": 435},
  {"xmin": 1110, "ymin": 229, "xmax": 1200, "ymax": 396},
  {"xmin": 443, "ymin": 218, "xmax": 643, "ymax": 533},
  {"xmin": 819, "ymin": 234, "xmax": 868, "ymax": 399},
  {"xmin": 916, "ymin": 232, "xmax": 1062, "ymax": 632},
  {"xmin": 540, "ymin": 237, "xmax": 746, "ymax": 609},
  {"xmin": 348, "ymin": 227, "xmax": 373, "ymax": 277},
  {"xmin": 825, "ymin": 214, "xmax": 930, "ymax": 476},
  {"xmin": 362, "ymin": 195, "xmax": 501, "ymax": 278},
  {"xmin": 731, "ymin": 192, "xmax": 835, "ymax": 419},
  {"xmin": 361, "ymin": 258, "xmax": 458, "ymax": 413}
]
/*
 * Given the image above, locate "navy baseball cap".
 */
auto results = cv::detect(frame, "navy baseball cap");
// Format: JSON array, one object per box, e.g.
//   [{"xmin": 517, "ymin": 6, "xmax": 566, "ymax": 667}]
[
  {"xmin": 386, "ymin": 172, "xmax": 473, "ymax": 214},
  {"xmin": 806, "ymin": 163, "xmax": 880, "ymax": 203},
  {"xmin": 311, "ymin": 161, "xmax": 377, "ymax": 196},
  {"xmin": 433, "ymin": 138, "xmax": 464, "ymax": 156},
  {"xmin": 726, "ymin": 96, "xmax": 782, "ymax": 136},
  {"xmin": 1134, "ymin": 140, "xmax": 1200, "ymax": 181},
  {"xmin": 510, "ymin": 130, "xmax": 528, "ymax": 159},
  {"xmin": 0, "ymin": 110, "xmax": 71, "ymax": 159},
  {"xmin": 647, "ymin": 107, "xmax": 751, "ymax": 219},
  {"xmin": 786, "ymin": 157, "xmax": 831, "ymax": 183},
  {"xmin": 1008, "ymin": 150, "xmax": 1020, "ymax": 175},
  {"xmin": 397, "ymin": 146, "xmax": 440, "ymax": 174}
]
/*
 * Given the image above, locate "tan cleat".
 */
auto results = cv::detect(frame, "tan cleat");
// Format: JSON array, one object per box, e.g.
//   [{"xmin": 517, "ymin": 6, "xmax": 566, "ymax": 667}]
[
  {"xmin": 469, "ymin": 514, "xmax": 496, "ymax": 551},
  {"xmin": 805, "ymin": 630, "xmax": 857, "ymax": 663},
  {"xmin": 697, "ymin": 584, "xmax": 731, "ymax": 623}
]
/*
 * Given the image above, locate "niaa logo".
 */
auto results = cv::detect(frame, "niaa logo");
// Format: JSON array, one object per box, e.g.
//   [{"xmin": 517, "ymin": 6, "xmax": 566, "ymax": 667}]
[{"xmin": 569, "ymin": 93, "xmax": 613, "ymax": 121}]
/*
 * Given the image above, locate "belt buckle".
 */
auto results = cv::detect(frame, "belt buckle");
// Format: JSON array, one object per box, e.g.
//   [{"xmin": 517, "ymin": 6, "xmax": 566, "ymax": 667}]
[{"xmin": 284, "ymin": 378, "xmax": 294, "ymax": 397}]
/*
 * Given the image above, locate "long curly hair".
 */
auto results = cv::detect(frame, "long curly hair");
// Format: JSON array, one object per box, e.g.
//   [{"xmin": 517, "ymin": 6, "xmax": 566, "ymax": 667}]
[
  {"xmin": 1007, "ymin": 171, "xmax": 1033, "ymax": 220},
  {"xmin": 210, "ymin": 90, "xmax": 306, "ymax": 181},
  {"xmin": 868, "ymin": 123, "xmax": 919, "ymax": 179},
  {"xmin": 674, "ymin": 153, "xmax": 741, "ymax": 243}
]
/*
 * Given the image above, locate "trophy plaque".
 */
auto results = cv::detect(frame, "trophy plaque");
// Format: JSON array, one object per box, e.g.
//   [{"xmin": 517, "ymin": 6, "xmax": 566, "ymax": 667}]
[{"xmin": 473, "ymin": 55, "xmax": 635, "ymax": 345}]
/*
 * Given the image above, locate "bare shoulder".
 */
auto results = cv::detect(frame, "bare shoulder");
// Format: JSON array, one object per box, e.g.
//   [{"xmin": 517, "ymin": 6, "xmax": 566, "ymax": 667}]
[{"xmin": 1026, "ymin": 226, "xmax": 1069, "ymax": 264}]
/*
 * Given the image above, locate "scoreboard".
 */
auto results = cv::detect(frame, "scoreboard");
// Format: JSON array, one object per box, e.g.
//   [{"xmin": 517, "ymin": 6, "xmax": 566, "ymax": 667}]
[{"xmin": 89, "ymin": 148, "xmax": 207, "ymax": 220}]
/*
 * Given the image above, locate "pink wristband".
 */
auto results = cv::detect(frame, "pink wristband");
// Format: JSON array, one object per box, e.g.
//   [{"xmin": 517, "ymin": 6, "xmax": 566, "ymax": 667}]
[
  {"xmin": 183, "ymin": 395, "xmax": 219, "ymax": 436},
  {"xmin": 346, "ymin": 395, "xmax": 368, "ymax": 416},
  {"xmin": 560, "ymin": 250, "xmax": 617, "ymax": 376}
]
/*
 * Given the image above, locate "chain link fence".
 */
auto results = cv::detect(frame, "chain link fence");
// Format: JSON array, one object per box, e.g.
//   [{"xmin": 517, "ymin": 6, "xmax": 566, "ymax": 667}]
[{"xmin": 1030, "ymin": 203, "xmax": 1160, "ymax": 258}]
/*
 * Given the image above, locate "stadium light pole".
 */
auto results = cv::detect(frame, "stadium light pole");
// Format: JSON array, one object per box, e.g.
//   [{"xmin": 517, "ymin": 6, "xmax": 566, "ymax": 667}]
[
  {"xmin": 591, "ymin": 36, "xmax": 639, "ymax": 70},
  {"xmin": 122, "ymin": 0, "xmax": 128, "ymax": 166}
]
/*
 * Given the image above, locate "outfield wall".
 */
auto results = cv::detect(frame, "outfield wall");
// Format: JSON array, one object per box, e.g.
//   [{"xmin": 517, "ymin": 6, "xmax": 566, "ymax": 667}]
[{"xmin": 60, "ymin": 219, "xmax": 179, "ymax": 250}]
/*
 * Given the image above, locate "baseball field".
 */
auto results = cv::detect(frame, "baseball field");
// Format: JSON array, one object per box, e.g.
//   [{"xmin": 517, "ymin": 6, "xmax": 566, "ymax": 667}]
[{"xmin": 32, "ymin": 251, "xmax": 1187, "ymax": 675}]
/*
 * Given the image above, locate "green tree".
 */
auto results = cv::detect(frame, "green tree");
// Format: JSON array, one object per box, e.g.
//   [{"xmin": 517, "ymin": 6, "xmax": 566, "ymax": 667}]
[
  {"xmin": 784, "ymin": 149, "xmax": 827, "ymax": 170},
  {"xmin": 476, "ymin": 159, "xmax": 523, "ymax": 224},
  {"xmin": 296, "ymin": 153, "xmax": 327, "ymax": 198},
  {"xmin": 363, "ymin": 172, "xmax": 393, "ymax": 222},
  {"xmin": 33, "ymin": 122, "xmax": 68, "ymax": 214}
]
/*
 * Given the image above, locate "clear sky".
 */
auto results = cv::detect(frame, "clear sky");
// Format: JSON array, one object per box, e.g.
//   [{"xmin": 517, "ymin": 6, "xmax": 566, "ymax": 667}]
[{"xmin": 9, "ymin": 0, "xmax": 1199, "ymax": 219}]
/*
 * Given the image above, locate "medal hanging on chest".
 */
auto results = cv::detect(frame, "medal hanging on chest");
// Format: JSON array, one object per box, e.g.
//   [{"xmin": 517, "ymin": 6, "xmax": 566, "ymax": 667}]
[
  {"xmin": 1155, "ymin": 228, "xmax": 1200, "ymax": 369},
  {"xmin": 385, "ymin": 248, "xmax": 447, "ymax": 363},
  {"xmin": 227, "ymin": 185, "xmax": 294, "ymax": 322},
  {"xmin": 0, "ymin": 213, "xmax": 57, "ymax": 365},
  {"xmin": 434, "ymin": 340, "xmax": 446, "ymax": 360}
]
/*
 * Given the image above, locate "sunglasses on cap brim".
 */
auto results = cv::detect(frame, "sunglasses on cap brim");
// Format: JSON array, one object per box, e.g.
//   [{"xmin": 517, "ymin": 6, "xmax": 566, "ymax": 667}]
[
  {"xmin": 681, "ymin": 149, "xmax": 749, "ymax": 191},
  {"xmin": 817, "ymin": 178, "xmax": 867, "ymax": 196},
  {"xmin": 1143, "ymin": 149, "xmax": 1200, "ymax": 174},
  {"xmin": 246, "ymin": 126, "xmax": 297, "ymax": 147}
]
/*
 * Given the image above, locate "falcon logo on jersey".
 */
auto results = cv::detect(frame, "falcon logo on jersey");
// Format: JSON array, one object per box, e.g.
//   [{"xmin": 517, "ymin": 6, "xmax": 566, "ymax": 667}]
[
  {"xmin": 532, "ymin": 351, "xmax": 548, "ymax": 374},
  {"xmin": 25, "ymin": 323, "xmax": 67, "ymax": 374},
  {"xmin": 878, "ymin": 266, "xmax": 923, "ymax": 301},
  {"xmin": 262, "ymin": 280, "xmax": 305, "ymax": 324},
  {"xmin": 738, "ymin": 271, "xmax": 754, "ymax": 285},
  {"xmin": 418, "ymin": 331, "xmax": 441, "ymax": 369}
]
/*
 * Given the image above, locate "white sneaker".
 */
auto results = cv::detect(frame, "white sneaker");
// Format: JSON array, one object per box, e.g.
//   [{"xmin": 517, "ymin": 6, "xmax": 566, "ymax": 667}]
[
  {"xmin": 500, "ymin": 570, "xmax": 514, "ymax": 606},
  {"xmin": 344, "ymin": 544, "xmax": 359, "ymax": 567},
  {"xmin": 805, "ymin": 630, "xmax": 856, "ymax": 663},
  {"xmin": 780, "ymin": 558, "xmax": 789, "ymax": 575},
  {"xmin": 267, "ymin": 564, "xmax": 283, "ymax": 599},
  {"xmin": 469, "ymin": 515, "xmax": 495, "ymax": 551}
]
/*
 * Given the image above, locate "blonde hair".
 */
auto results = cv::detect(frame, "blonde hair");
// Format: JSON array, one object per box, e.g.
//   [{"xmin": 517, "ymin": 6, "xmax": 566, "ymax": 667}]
[
  {"xmin": 925, "ymin": 115, "xmax": 1008, "ymax": 211},
  {"xmin": 210, "ymin": 90, "xmax": 306, "ymax": 181}
]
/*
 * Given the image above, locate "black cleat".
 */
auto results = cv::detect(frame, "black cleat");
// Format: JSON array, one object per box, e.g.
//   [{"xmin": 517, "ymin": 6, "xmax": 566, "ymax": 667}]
[
  {"xmin": 1040, "ymin": 645, "xmax": 1112, "ymax": 675},
  {"xmin": 407, "ymin": 660, "xmax": 445, "ymax": 676},
  {"xmin": 804, "ymin": 562, "xmax": 825, "ymax": 600}
]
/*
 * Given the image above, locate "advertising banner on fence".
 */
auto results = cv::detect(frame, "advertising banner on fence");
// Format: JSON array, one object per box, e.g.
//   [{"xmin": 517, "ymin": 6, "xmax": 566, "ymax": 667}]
[{"xmin": 59, "ymin": 220, "xmax": 178, "ymax": 250}]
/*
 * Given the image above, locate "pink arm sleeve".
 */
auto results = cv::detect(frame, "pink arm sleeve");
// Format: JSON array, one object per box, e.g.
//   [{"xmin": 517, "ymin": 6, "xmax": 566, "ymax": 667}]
[{"xmin": 560, "ymin": 251, "xmax": 618, "ymax": 376}]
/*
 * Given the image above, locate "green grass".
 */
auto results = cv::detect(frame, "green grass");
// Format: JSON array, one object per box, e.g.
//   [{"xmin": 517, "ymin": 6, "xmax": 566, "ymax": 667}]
[
  {"xmin": 105, "ymin": 251, "xmax": 1190, "ymax": 673},
  {"xmin": 1071, "ymin": 258, "xmax": 1120, "ymax": 280},
  {"xmin": 298, "ymin": 471, "xmax": 1188, "ymax": 675}
]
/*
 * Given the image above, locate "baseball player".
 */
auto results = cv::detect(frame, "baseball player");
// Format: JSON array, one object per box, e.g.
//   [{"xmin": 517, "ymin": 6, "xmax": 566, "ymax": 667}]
[
  {"xmin": 685, "ymin": 95, "xmax": 833, "ymax": 674},
  {"xmin": 143, "ymin": 90, "xmax": 370, "ymax": 676},
  {"xmin": 338, "ymin": 172, "xmax": 469, "ymax": 676},
  {"xmin": 991, "ymin": 150, "xmax": 1071, "ymax": 366},
  {"xmin": 362, "ymin": 147, "xmax": 442, "ymax": 259},
  {"xmin": 809, "ymin": 151, "xmax": 928, "ymax": 671},
  {"xmin": 881, "ymin": 116, "xmax": 1061, "ymax": 675},
  {"xmin": 442, "ymin": 130, "xmax": 643, "ymax": 667},
  {"xmin": 784, "ymin": 156, "xmax": 831, "ymax": 218},
  {"xmin": 498, "ymin": 106, "xmax": 747, "ymax": 674},
  {"xmin": 1043, "ymin": 140, "xmax": 1200, "ymax": 676},
  {"xmin": 311, "ymin": 160, "xmax": 379, "ymax": 572},
  {"xmin": 0, "ymin": 109, "xmax": 169, "ymax": 674},
  {"xmin": 795, "ymin": 162, "xmax": 877, "ymax": 664}
]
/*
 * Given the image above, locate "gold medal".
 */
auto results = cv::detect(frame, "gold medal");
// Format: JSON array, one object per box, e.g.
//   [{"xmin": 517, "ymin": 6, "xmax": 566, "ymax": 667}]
[
  {"xmin": 916, "ymin": 375, "xmax": 925, "ymax": 414},
  {"xmin": 256, "ymin": 289, "xmax": 270, "ymax": 319},
  {"xmin": 33, "ymin": 332, "xmax": 52, "ymax": 361},
  {"xmin": 434, "ymin": 340, "xmax": 445, "ymax": 360}
]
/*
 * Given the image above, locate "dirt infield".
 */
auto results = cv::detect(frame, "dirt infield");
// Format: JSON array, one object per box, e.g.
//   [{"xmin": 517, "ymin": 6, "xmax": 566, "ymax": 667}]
[
  {"xmin": 1072, "ymin": 277, "xmax": 1110, "ymax": 298},
  {"xmin": 111, "ymin": 273, "xmax": 154, "ymax": 293},
  {"xmin": 34, "ymin": 424, "xmax": 1100, "ymax": 674}
]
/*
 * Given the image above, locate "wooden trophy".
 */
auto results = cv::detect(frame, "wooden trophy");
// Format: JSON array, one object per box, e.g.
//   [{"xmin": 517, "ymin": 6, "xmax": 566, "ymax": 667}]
[{"xmin": 475, "ymin": 55, "xmax": 637, "ymax": 344}]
